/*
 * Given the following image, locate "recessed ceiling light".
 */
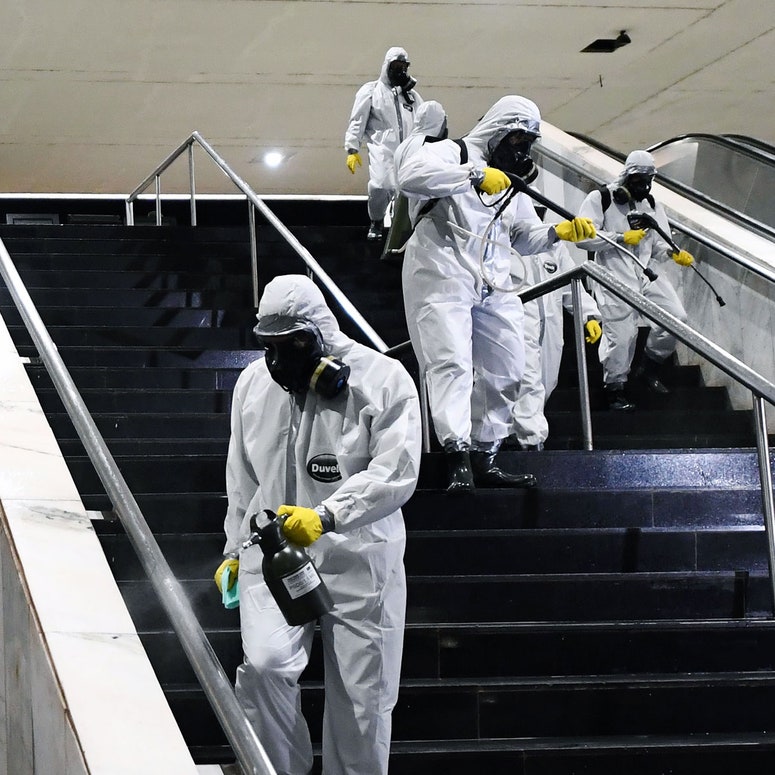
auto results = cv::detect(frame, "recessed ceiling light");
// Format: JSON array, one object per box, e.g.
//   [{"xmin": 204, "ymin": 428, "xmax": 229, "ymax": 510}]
[{"xmin": 264, "ymin": 151, "xmax": 284, "ymax": 168}]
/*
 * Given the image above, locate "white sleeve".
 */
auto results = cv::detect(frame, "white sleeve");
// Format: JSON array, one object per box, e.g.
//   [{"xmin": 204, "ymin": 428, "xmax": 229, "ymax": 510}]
[
  {"xmin": 321, "ymin": 369, "xmax": 421, "ymax": 531},
  {"xmin": 396, "ymin": 140, "xmax": 479, "ymax": 201},
  {"xmin": 344, "ymin": 82, "xmax": 375, "ymax": 152}
]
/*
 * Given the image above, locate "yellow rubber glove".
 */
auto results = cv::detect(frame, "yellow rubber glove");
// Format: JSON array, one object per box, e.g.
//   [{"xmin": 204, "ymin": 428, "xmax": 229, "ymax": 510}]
[
  {"xmin": 623, "ymin": 229, "xmax": 647, "ymax": 246},
  {"xmin": 672, "ymin": 249, "xmax": 694, "ymax": 266},
  {"xmin": 477, "ymin": 167, "xmax": 511, "ymax": 195},
  {"xmin": 585, "ymin": 319, "xmax": 602, "ymax": 344},
  {"xmin": 278, "ymin": 505, "xmax": 323, "ymax": 547},
  {"xmin": 214, "ymin": 558, "xmax": 239, "ymax": 594},
  {"xmin": 555, "ymin": 217, "xmax": 596, "ymax": 242},
  {"xmin": 346, "ymin": 152, "xmax": 362, "ymax": 174}
]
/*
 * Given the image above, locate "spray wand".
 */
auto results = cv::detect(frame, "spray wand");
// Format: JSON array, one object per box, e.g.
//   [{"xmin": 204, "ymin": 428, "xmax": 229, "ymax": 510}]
[
  {"xmin": 507, "ymin": 175, "xmax": 659, "ymax": 282},
  {"xmin": 626, "ymin": 211, "xmax": 726, "ymax": 307}
]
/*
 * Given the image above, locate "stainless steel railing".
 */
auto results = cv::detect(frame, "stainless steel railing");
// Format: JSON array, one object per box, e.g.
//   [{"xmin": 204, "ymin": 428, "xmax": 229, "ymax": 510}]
[
  {"xmin": 0, "ymin": 236, "xmax": 277, "ymax": 775},
  {"xmin": 125, "ymin": 131, "xmax": 388, "ymax": 352}
]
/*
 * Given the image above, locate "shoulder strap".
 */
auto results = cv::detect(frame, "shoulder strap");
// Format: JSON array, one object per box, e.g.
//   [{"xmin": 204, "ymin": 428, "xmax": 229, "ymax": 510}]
[
  {"xmin": 599, "ymin": 186, "xmax": 611, "ymax": 213},
  {"xmin": 452, "ymin": 138, "xmax": 468, "ymax": 164},
  {"xmin": 416, "ymin": 139, "xmax": 468, "ymax": 219}
]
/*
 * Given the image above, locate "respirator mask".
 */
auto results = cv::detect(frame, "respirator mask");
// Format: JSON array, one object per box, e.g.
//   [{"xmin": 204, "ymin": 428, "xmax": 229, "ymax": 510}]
[
  {"xmin": 254, "ymin": 318, "xmax": 350, "ymax": 399},
  {"xmin": 613, "ymin": 172, "xmax": 655, "ymax": 204},
  {"xmin": 488, "ymin": 128, "xmax": 539, "ymax": 184},
  {"xmin": 387, "ymin": 58, "xmax": 415, "ymax": 91}
]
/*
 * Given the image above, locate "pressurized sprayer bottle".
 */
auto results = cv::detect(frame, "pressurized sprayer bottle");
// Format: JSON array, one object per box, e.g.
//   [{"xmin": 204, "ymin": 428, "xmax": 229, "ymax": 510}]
[{"xmin": 243, "ymin": 509, "xmax": 333, "ymax": 626}]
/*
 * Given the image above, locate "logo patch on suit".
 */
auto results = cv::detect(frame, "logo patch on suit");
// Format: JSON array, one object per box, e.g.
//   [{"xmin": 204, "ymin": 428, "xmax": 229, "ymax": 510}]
[
  {"xmin": 544, "ymin": 261, "xmax": 558, "ymax": 274},
  {"xmin": 307, "ymin": 453, "xmax": 342, "ymax": 483}
]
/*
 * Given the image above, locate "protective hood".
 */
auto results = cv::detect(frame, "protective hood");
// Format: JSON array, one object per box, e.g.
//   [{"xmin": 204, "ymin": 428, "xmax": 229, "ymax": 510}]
[
  {"xmin": 379, "ymin": 46, "xmax": 410, "ymax": 86},
  {"xmin": 411, "ymin": 100, "xmax": 447, "ymax": 139},
  {"xmin": 464, "ymin": 95, "xmax": 542, "ymax": 164},
  {"xmin": 255, "ymin": 275, "xmax": 350, "ymax": 355},
  {"xmin": 616, "ymin": 150, "xmax": 657, "ymax": 184}
]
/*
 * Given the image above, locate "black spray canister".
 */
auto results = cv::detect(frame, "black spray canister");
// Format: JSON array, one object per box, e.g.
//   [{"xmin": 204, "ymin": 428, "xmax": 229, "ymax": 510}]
[{"xmin": 244, "ymin": 510, "xmax": 333, "ymax": 626}]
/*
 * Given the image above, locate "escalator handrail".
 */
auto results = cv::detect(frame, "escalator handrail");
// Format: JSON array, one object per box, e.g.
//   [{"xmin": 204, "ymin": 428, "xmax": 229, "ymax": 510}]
[{"xmin": 647, "ymin": 132, "xmax": 775, "ymax": 166}]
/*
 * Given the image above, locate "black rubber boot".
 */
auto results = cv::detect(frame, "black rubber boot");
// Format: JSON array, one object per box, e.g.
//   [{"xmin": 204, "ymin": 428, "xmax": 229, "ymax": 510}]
[
  {"xmin": 604, "ymin": 381, "xmax": 636, "ymax": 411},
  {"xmin": 634, "ymin": 355, "xmax": 670, "ymax": 394},
  {"xmin": 470, "ymin": 451, "xmax": 537, "ymax": 488},
  {"xmin": 366, "ymin": 220, "xmax": 383, "ymax": 241},
  {"xmin": 444, "ymin": 448, "xmax": 475, "ymax": 495}
]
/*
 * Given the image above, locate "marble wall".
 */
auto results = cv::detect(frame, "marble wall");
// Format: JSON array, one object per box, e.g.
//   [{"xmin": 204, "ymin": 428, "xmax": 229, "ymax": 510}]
[{"xmin": 0, "ymin": 308, "xmax": 199, "ymax": 772}]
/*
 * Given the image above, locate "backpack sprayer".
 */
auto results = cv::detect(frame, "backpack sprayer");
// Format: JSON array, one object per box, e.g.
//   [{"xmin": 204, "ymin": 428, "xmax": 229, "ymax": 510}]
[{"xmin": 626, "ymin": 211, "xmax": 726, "ymax": 307}]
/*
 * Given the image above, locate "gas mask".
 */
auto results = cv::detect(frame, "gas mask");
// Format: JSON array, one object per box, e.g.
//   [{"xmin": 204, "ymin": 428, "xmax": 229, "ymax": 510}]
[
  {"xmin": 488, "ymin": 129, "xmax": 539, "ymax": 184},
  {"xmin": 613, "ymin": 172, "xmax": 655, "ymax": 204},
  {"xmin": 255, "ymin": 324, "xmax": 350, "ymax": 398},
  {"xmin": 387, "ymin": 59, "xmax": 414, "ymax": 90}
]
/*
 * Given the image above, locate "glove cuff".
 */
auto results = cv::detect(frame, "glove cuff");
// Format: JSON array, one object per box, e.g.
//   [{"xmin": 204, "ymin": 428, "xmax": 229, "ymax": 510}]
[
  {"xmin": 315, "ymin": 505, "xmax": 335, "ymax": 533},
  {"xmin": 347, "ymin": 149, "xmax": 358, "ymax": 156},
  {"xmin": 469, "ymin": 167, "xmax": 485, "ymax": 186}
]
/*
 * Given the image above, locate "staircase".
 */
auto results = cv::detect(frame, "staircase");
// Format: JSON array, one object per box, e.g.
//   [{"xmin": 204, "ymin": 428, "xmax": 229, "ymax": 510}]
[{"xmin": 3, "ymin": 199, "xmax": 775, "ymax": 774}]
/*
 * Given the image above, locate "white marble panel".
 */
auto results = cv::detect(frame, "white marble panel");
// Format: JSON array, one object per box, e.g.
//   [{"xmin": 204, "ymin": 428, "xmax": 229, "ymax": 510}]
[
  {"xmin": 2, "ymin": 500, "xmax": 136, "ymax": 635},
  {"xmin": 0, "ymin": 400, "xmax": 80, "ymax": 501},
  {"xmin": 46, "ymin": 631, "xmax": 199, "ymax": 775},
  {"xmin": 0, "ymin": 353, "xmax": 40, "ymax": 403}
]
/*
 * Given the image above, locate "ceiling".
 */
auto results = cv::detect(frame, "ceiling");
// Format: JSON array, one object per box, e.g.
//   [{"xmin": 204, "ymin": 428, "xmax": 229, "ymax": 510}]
[{"xmin": 1, "ymin": 0, "xmax": 773, "ymax": 197}]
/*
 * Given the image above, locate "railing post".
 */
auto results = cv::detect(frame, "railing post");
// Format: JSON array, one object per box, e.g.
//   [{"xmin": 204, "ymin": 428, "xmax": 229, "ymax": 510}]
[
  {"xmin": 753, "ymin": 394, "xmax": 775, "ymax": 611},
  {"xmin": 248, "ymin": 200, "xmax": 259, "ymax": 308},
  {"xmin": 420, "ymin": 367, "xmax": 432, "ymax": 453},
  {"xmin": 188, "ymin": 142, "xmax": 197, "ymax": 227},
  {"xmin": 571, "ymin": 277, "xmax": 594, "ymax": 450},
  {"xmin": 125, "ymin": 199, "xmax": 134, "ymax": 226},
  {"xmin": 155, "ymin": 174, "xmax": 162, "ymax": 226}
]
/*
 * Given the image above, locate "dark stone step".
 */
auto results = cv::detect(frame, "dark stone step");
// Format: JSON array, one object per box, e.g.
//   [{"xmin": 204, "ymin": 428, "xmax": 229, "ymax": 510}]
[
  {"xmin": 37, "ymin": 388, "xmax": 233, "ymax": 414},
  {"xmin": 20, "ymin": 345, "xmax": 259, "ymax": 368},
  {"xmin": 10, "ymin": 269, "xmax": 251, "ymax": 290},
  {"xmin": 164, "ymin": 672, "xmax": 775, "ymax": 747},
  {"xmin": 9, "ymin": 325, "xmax": 250, "ymax": 349},
  {"xmin": 134, "ymin": 618, "xmax": 775, "ymax": 687},
  {"xmin": 48, "ymin": 413, "xmax": 230, "ymax": 440},
  {"xmin": 95, "ymin": 527, "xmax": 768, "ymax": 581},
  {"xmin": 29, "ymin": 365, "xmax": 243, "ymax": 390},
  {"xmin": 2, "ymin": 306, "xmax": 251, "ymax": 328},
  {"xmin": 405, "ymin": 486, "xmax": 764, "ymax": 530},
  {"xmin": 114, "ymin": 572, "xmax": 771, "ymax": 630},
  {"xmin": 1, "ymin": 287, "xmax": 253, "ymax": 308}
]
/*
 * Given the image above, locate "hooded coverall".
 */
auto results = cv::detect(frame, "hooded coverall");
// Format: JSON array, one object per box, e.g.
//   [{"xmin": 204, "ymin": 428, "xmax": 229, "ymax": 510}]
[
  {"xmin": 577, "ymin": 156, "xmax": 688, "ymax": 386},
  {"xmin": 511, "ymin": 240, "xmax": 600, "ymax": 447},
  {"xmin": 223, "ymin": 275, "xmax": 421, "ymax": 775},
  {"xmin": 344, "ymin": 46, "xmax": 423, "ymax": 223},
  {"xmin": 396, "ymin": 95, "xmax": 559, "ymax": 448}
]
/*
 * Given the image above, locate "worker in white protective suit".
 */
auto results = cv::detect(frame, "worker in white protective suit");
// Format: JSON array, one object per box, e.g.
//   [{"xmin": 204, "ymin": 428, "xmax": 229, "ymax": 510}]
[
  {"xmin": 345, "ymin": 46, "xmax": 423, "ymax": 241},
  {"xmin": 577, "ymin": 150, "xmax": 694, "ymax": 411},
  {"xmin": 215, "ymin": 275, "xmax": 421, "ymax": 775},
  {"xmin": 510, "ymin": 238, "xmax": 601, "ymax": 450},
  {"xmin": 396, "ymin": 94, "xmax": 597, "ymax": 493}
]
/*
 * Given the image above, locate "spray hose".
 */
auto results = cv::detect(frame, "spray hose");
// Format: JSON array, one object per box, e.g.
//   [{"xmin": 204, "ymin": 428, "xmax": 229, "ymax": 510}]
[{"xmin": 627, "ymin": 211, "xmax": 726, "ymax": 307}]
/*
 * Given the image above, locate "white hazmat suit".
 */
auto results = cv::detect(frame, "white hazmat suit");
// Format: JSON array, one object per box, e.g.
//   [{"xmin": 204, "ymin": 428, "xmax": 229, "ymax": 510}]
[
  {"xmin": 577, "ymin": 151, "xmax": 688, "ymax": 388},
  {"xmin": 396, "ymin": 95, "xmax": 560, "ymax": 450},
  {"xmin": 344, "ymin": 46, "xmax": 423, "ymax": 225},
  {"xmin": 511, "ymin": 240, "xmax": 599, "ymax": 448},
  {"xmin": 223, "ymin": 275, "xmax": 421, "ymax": 775}
]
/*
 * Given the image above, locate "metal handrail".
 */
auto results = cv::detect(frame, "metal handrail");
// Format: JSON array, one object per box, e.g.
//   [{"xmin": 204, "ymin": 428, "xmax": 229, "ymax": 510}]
[
  {"xmin": 0, "ymin": 237, "xmax": 277, "ymax": 775},
  {"xmin": 537, "ymin": 263, "xmax": 775, "ymax": 604},
  {"xmin": 125, "ymin": 131, "xmax": 388, "ymax": 353}
]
